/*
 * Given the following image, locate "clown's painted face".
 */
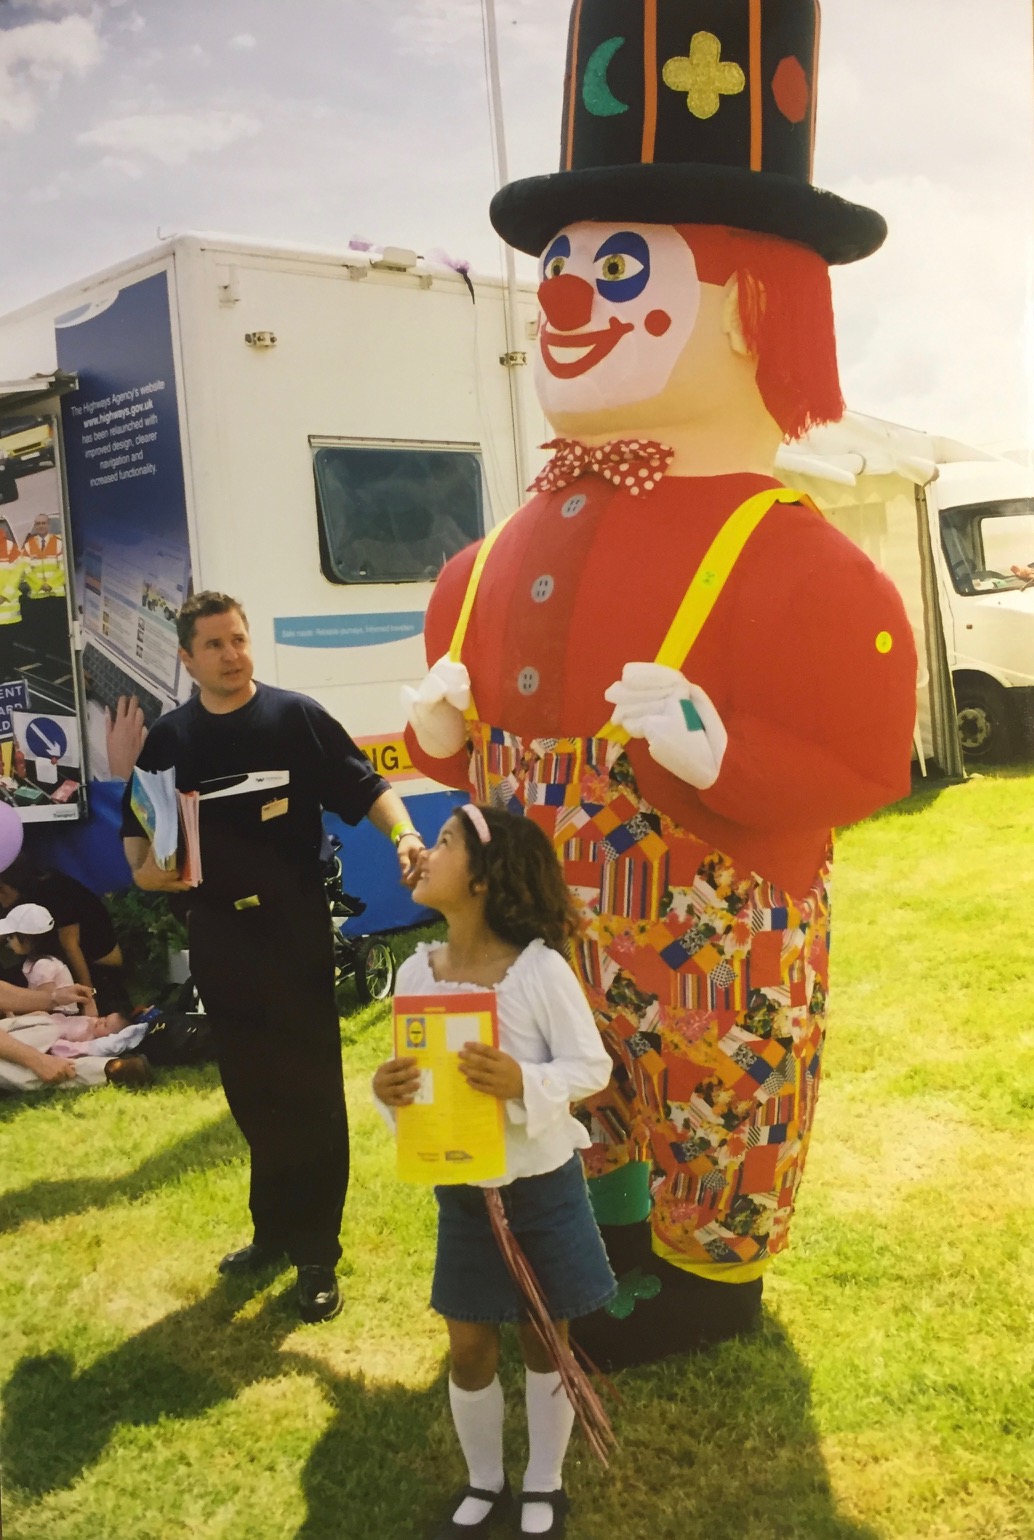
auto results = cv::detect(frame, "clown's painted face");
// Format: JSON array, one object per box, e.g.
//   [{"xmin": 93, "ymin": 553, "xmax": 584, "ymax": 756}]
[{"xmin": 534, "ymin": 222, "xmax": 700, "ymax": 424}]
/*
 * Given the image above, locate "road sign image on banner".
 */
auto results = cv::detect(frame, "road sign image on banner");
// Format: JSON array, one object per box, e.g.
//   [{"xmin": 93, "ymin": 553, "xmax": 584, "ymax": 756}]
[
  {"xmin": 0, "ymin": 426, "xmax": 81, "ymax": 824},
  {"xmin": 9, "ymin": 709, "xmax": 81, "ymax": 818}
]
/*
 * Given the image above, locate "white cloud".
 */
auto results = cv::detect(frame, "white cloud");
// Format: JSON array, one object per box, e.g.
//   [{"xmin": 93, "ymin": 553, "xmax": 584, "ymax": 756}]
[
  {"xmin": 78, "ymin": 108, "xmax": 261, "ymax": 167},
  {"xmin": 393, "ymin": 0, "xmax": 481, "ymax": 55},
  {"xmin": 28, "ymin": 151, "xmax": 144, "ymax": 204},
  {"xmin": 833, "ymin": 174, "xmax": 1034, "ymax": 446},
  {"xmin": 229, "ymin": 33, "xmax": 257, "ymax": 51},
  {"xmin": 5, "ymin": 1, "xmax": 93, "ymax": 10},
  {"xmin": 394, "ymin": 0, "xmax": 557, "ymax": 60},
  {"xmin": 95, "ymin": 152, "xmax": 144, "ymax": 180},
  {"xmin": 0, "ymin": 14, "xmax": 104, "ymax": 131}
]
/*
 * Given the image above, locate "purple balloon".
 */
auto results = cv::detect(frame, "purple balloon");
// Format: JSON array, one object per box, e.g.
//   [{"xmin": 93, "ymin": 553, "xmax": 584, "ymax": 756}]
[{"xmin": 0, "ymin": 803, "xmax": 23, "ymax": 873}]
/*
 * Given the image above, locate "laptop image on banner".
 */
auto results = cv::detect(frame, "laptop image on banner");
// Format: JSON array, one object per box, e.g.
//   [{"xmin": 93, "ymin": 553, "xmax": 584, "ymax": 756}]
[{"xmin": 80, "ymin": 542, "xmax": 191, "ymax": 729}]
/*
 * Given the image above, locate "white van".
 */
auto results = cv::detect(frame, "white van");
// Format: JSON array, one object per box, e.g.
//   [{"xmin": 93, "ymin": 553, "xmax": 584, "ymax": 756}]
[{"xmin": 934, "ymin": 458, "xmax": 1034, "ymax": 760}]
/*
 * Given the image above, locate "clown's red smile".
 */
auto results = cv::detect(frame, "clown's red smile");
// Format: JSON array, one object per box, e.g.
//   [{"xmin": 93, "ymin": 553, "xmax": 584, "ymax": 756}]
[{"xmin": 540, "ymin": 315, "xmax": 635, "ymax": 379}]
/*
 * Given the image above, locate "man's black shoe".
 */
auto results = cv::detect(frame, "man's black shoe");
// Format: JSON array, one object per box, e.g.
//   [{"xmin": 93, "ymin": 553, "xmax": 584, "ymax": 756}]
[
  {"xmin": 296, "ymin": 1265, "xmax": 342, "ymax": 1323},
  {"xmin": 217, "ymin": 1242, "xmax": 287, "ymax": 1276}
]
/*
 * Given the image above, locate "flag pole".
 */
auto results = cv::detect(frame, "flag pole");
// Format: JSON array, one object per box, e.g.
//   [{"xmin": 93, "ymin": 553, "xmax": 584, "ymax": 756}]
[{"xmin": 482, "ymin": 0, "xmax": 532, "ymax": 500}]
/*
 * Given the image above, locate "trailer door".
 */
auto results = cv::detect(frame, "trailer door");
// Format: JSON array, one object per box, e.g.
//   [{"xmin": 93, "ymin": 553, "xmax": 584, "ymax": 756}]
[{"xmin": 0, "ymin": 373, "xmax": 86, "ymax": 826}]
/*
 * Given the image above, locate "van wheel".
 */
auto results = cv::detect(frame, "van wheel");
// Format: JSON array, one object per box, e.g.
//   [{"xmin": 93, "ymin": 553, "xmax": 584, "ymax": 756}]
[
  {"xmin": 954, "ymin": 678, "xmax": 1014, "ymax": 762},
  {"xmin": 354, "ymin": 937, "xmax": 397, "ymax": 1003}
]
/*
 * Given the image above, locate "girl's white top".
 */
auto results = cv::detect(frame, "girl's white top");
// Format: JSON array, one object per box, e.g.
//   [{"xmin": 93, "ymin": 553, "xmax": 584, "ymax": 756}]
[
  {"xmin": 375, "ymin": 939, "xmax": 612, "ymax": 1186},
  {"xmin": 23, "ymin": 955, "xmax": 77, "ymax": 1015}
]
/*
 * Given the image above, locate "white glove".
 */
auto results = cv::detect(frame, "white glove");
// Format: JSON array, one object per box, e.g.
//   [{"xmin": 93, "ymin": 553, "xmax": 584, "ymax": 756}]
[
  {"xmin": 604, "ymin": 662, "xmax": 727, "ymax": 790},
  {"xmin": 401, "ymin": 655, "xmax": 472, "ymax": 759}
]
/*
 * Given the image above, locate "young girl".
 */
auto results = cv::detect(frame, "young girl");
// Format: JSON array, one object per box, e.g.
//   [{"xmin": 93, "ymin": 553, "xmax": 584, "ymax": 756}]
[
  {"xmin": 0, "ymin": 902, "xmax": 110, "ymax": 1043},
  {"xmin": 0, "ymin": 902, "xmax": 81, "ymax": 1017},
  {"xmin": 374, "ymin": 804, "xmax": 616, "ymax": 1540}
]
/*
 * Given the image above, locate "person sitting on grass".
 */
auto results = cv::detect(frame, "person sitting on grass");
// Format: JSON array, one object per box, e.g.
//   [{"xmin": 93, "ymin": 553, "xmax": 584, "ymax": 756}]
[
  {"xmin": 0, "ymin": 904, "xmax": 150, "ymax": 1091},
  {"xmin": 373, "ymin": 805, "xmax": 615, "ymax": 1540},
  {"xmin": 0, "ymin": 853, "xmax": 130, "ymax": 1016},
  {"xmin": 0, "ymin": 1013, "xmax": 151, "ymax": 1091},
  {"xmin": 1, "ymin": 902, "xmax": 81, "ymax": 1015}
]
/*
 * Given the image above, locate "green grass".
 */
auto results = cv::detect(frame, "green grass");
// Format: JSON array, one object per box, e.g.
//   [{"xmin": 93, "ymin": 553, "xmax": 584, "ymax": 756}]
[{"xmin": 2, "ymin": 777, "xmax": 1033, "ymax": 1539}]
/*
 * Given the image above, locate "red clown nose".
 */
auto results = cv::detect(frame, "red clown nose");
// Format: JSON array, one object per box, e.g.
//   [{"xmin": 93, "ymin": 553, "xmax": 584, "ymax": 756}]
[{"xmin": 538, "ymin": 274, "xmax": 595, "ymax": 332}]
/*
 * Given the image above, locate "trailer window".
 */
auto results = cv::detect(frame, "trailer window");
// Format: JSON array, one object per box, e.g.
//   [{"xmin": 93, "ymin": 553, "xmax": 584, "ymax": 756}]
[
  {"xmin": 313, "ymin": 445, "xmax": 485, "ymax": 584},
  {"xmin": 941, "ymin": 498, "xmax": 1034, "ymax": 595}
]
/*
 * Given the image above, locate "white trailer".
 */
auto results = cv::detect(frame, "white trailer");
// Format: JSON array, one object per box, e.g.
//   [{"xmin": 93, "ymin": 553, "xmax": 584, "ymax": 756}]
[{"xmin": 0, "ymin": 233, "xmax": 543, "ymax": 926}]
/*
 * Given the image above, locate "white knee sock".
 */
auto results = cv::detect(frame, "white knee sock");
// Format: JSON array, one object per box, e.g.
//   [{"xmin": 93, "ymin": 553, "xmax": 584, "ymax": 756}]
[
  {"xmin": 449, "ymin": 1377, "xmax": 506, "ymax": 1527},
  {"xmin": 522, "ymin": 1369, "xmax": 574, "ymax": 1533}
]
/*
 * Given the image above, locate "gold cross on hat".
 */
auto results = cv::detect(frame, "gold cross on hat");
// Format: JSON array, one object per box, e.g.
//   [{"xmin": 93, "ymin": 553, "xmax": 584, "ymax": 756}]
[{"xmin": 663, "ymin": 31, "xmax": 746, "ymax": 121}]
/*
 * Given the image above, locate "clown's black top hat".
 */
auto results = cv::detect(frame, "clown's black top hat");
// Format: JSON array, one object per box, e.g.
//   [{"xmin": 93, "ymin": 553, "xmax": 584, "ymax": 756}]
[{"xmin": 490, "ymin": 0, "xmax": 885, "ymax": 264}]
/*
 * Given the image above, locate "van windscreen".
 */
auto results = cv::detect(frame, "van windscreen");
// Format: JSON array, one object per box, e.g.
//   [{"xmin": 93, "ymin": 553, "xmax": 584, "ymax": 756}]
[{"xmin": 940, "ymin": 498, "xmax": 1034, "ymax": 595}]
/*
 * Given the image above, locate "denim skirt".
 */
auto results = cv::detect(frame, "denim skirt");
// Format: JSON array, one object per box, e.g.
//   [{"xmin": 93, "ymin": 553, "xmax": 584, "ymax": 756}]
[{"xmin": 430, "ymin": 1155, "xmax": 618, "ymax": 1324}]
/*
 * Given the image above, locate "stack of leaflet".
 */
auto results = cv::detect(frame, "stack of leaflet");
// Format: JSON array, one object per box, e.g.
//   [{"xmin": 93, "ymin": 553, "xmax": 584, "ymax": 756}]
[{"xmin": 130, "ymin": 767, "xmax": 202, "ymax": 887}]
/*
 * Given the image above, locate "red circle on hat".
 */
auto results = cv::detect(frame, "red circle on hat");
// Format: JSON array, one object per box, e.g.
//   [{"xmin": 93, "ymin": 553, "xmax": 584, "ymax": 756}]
[{"xmin": 773, "ymin": 57, "xmax": 810, "ymax": 124}]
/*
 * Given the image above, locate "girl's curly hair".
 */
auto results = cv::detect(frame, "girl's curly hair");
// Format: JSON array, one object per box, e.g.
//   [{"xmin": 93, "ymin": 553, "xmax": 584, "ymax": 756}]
[{"xmin": 453, "ymin": 804, "xmax": 580, "ymax": 956}]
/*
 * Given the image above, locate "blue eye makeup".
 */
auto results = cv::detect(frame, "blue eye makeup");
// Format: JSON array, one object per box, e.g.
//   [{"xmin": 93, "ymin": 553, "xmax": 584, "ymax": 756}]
[
  {"xmin": 593, "ymin": 231, "xmax": 651, "ymax": 302},
  {"xmin": 542, "ymin": 234, "xmax": 572, "ymax": 280}
]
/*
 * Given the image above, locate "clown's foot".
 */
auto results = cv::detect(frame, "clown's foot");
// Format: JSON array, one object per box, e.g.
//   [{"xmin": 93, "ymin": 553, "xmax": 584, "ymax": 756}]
[{"xmin": 571, "ymin": 1223, "xmax": 764, "ymax": 1372}]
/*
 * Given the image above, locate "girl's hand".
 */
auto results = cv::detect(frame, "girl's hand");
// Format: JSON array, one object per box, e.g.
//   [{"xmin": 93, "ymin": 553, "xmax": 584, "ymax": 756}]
[
  {"xmin": 458, "ymin": 1043, "xmax": 524, "ymax": 1101},
  {"xmin": 374, "ymin": 1056, "xmax": 421, "ymax": 1106}
]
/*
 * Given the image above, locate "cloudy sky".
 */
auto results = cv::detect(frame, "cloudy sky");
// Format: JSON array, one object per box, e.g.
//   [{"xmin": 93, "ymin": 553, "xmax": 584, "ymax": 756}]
[{"xmin": 1, "ymin": 0, "xmax": 1031, "ymax": 449}]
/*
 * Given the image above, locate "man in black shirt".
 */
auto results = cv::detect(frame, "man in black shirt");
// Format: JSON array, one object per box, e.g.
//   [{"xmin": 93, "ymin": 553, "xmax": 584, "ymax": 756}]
[{"xmin": 122, "ymin": 592, "xmax": 424, "ymax": 1323}]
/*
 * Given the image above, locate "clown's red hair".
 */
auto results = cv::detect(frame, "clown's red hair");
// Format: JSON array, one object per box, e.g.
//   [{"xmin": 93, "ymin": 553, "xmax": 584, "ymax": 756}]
[{"xmin": 676, "ymin": 225, "xmax": 844, "ymax": 441}]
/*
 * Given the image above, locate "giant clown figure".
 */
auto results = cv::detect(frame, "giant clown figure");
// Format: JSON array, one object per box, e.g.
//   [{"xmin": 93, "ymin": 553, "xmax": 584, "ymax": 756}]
[{"xmin": 405, "ymin": 0, "xmax": 917, "ymax": 1370}]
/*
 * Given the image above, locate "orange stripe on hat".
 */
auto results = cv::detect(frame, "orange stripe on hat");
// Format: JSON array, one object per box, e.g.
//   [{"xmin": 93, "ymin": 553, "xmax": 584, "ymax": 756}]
[
  {"xmin": 749, "ymin": 0, "xmax": 763, "ymax": 171},
  {"xmin": 809, "ymin": 0, "xmax": 820, "ymax": 179},
  {"xmin": 565, "ymin": 0, "xmax": 584, "ymax": 171},
  {"xmin": 641, "ymin": 0, "xmax": 658, "ymax": 164}
]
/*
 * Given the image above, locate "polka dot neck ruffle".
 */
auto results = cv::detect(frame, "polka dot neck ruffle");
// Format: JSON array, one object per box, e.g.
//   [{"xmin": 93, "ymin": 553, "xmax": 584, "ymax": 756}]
[{"xmin": 530, "ymin": 438, "xmax": 675, "ymax": 497}]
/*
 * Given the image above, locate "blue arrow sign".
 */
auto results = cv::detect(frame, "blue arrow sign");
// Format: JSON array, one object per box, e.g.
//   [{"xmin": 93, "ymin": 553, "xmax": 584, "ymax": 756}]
[{"xmin": 25, "ymin": 717, "xmax": 68, "ymax": 760}]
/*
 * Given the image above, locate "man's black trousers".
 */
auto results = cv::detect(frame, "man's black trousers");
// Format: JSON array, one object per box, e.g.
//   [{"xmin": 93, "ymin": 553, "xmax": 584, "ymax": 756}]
[{"xmin": 188, "ymin": 882, "xmax": 348, "ymax": 1268}]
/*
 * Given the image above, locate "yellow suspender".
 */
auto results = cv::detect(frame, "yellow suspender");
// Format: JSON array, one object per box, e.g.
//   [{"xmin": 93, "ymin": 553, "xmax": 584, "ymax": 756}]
[
  {"xmin": 599, "ymin": 486, "xmax": 804, "ymax": 743},
  {"xmin": 447, "ymin": 489, "xmax": 807, "ymax": 736},
  {"xmin": 449, "ymin": 517, "xmax": 510, "ymax": 723}
]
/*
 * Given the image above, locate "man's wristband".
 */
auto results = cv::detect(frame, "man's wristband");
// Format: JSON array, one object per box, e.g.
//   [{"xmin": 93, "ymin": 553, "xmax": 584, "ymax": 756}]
[{"xmin": 390, "ymin": 822, "xmax": 421, "ymax": 847}]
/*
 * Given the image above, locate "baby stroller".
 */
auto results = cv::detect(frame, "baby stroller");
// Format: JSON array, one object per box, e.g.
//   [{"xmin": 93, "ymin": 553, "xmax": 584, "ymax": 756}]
[{"xmin": 322, "ymin": 834, "xmax": 398, "ymax": 1005}]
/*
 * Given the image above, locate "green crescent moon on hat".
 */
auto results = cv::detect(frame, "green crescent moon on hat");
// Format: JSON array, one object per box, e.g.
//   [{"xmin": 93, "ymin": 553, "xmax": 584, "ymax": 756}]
[
  {"xmin": 491, "ymin": 0, "xmax": 887, "ymax": 264},
  {"xmin": 583, "ymin": 36, "xmax": 630, "ymax": 117}
]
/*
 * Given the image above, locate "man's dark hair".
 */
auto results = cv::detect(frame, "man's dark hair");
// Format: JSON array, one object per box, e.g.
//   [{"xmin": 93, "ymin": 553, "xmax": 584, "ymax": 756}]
[{"xmin": 176, "ymin": 591, "xmax": 249, "ymax": 653}]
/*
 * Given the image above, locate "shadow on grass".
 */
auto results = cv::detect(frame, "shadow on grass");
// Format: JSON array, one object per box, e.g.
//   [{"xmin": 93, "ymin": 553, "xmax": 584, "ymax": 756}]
[
  {"xmin": 0, "ymin": 1108, "xmax": 242, "ymax": 1238},
  {"xmin": 576, "ymin": 1316, "xmax": 882, "ymax": 1540},
  {"xmin": 3, "ymin": 1290, "xmax": 878, "ymax": 1540},
  {"xmin": 867, "ymin": 758, "xmax": 1034, "ymax": 827},
  {"xmin": 2, "ymin": 1275, "xmax": 448, "ymax": 1537},
  {"xmin": 296, "ymin": 1314, "xmax": 879, "ymax": 1540},
  {"xmin": 865, "ymin": 773, "xmax": 964, "ymax": 824}
]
